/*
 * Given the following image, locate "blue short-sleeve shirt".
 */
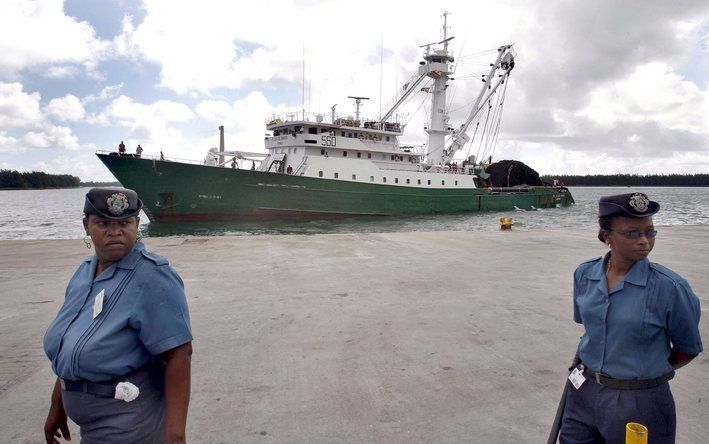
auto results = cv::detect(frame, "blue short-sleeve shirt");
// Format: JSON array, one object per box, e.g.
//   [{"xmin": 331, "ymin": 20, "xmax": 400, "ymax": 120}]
[
  {"xmin": 43, "ymin": 243, "xmax": 192, "ymax": 382},
  {"xmin": 573, "ymin": 253, "xmax": 703, "ymax": 379}
]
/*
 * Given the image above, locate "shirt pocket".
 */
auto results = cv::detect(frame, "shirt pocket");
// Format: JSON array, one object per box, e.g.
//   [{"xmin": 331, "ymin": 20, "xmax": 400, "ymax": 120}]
[{"xmin": 639, "ymin": 277, "xmax": 667, "ymax": 341}]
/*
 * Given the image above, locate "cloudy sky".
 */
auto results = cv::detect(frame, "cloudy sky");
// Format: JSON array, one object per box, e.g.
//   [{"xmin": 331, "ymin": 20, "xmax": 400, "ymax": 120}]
[{"xmin": 1, "ymin": 0, "xmax": 708, "ymax": 181}]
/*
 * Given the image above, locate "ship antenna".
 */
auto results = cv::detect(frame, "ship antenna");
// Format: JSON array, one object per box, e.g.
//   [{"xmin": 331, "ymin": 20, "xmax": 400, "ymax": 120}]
[
  {"xmin": 347, "ymin": 96, "xmax": 369, "ymax": 122},
  {"xmin": 379, "ymin": 35, "xmax": 383, "ymax": 120},
  {"xmin": 302, "ymin": 42, "xmax": 305, "ymax": 121},
  {"xmin": 442, "ymin": 11, "xmax": 451, "ymax": 49}
]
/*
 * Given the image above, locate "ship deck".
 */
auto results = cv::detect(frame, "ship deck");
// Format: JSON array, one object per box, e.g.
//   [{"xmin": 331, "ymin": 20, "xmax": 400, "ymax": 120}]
[{"xmin": 1, "ymin": 227, "xmax": 707, "ymax": 443}]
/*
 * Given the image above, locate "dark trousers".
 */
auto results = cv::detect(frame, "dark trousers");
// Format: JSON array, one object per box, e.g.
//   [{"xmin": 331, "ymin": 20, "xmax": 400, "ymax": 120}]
[{"xmin": 559, "ymin": 375, "xmax": 676, "ymax": 444}]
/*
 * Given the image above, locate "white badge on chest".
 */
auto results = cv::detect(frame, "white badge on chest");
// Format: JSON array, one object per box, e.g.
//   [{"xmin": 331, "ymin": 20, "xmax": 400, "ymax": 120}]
[{"xmin": 92, "ymin": 289, "xmax": 105, "ymax": 319}]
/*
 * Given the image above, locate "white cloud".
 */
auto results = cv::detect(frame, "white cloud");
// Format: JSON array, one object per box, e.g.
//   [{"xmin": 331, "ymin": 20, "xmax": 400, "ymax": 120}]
[
  {"xmin": 0, "ymin": 130, "xmax": 21, "ymax": 154},
  {"xmin": 581, "ymin": 62, "xmax": 709, "ymax": 133},
  {"xmin": 20, "ymin": 124, "xmax": 81, "ymax": 150},
  {"xmin": 44, "ymin": 94, "xmax": 86, "ymax": 122},
  {"xmin": 82, "ymin": 84, "xmax": 124, "ymax": 105},
  {"xmin": 0, "ymin": 82, "xmax": 43, "ymax": 127},
  {"xmin": 0, "ymin": 0, "xmax": 105, "ymax": 77},
  {"xmin": 88, "ymin": 95, "xmax": 195, "ymax": 157}
]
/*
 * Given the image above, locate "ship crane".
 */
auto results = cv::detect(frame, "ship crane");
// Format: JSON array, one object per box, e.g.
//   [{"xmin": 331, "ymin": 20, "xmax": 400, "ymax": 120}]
[{"xmin": 440, "ymin": 45, "xmax": 515, "ymax": 165}]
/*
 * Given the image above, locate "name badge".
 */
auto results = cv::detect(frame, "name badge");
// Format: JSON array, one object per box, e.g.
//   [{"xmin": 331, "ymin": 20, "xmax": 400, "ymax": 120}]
[
  {"xmin": 92, "ymin": 289, "xmax": 105, "ymax": 319},
  {"xmin": 568, "ymin": 367, "xmax": 586, "ymax": 390}
]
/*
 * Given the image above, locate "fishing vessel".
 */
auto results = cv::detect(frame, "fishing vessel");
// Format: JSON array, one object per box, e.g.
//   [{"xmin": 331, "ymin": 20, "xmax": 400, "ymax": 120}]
[{"xmin": 97, "ymin": 15, "xmax": 573, "ymax": 222}]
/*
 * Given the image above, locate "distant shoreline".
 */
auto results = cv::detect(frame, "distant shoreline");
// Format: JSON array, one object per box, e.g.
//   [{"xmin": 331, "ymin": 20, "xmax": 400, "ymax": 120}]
[{"xmin": 540, "ymin": 174, "xmax": 709, "ymax": 187}]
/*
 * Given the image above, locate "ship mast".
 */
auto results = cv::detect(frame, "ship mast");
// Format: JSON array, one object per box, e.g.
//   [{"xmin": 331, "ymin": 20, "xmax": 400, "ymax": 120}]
[{"xmin": 423, "ymin": 11, "xmax": 455, "ymax": 166}]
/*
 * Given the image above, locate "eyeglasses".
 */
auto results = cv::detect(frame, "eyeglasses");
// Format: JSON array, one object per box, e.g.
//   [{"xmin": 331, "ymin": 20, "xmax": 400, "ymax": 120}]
[{"xmin": 610, "ymin": 229, "xmax": 658, "ymax": 239}]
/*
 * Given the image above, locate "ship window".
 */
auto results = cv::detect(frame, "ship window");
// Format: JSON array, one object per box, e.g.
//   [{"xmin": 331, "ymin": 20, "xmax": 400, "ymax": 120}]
[
  {"xmin": 354, "ymin": 132, "xmax": 358, "ymax": 138},
  {"xmin": 367, "ymin": 153, "xmax": 371, "ymax": 159},
  {"xmin": 308, "ymin": 127, "xmax": 317, "ymax": 134},
  {"xmin": 293, "ymin": 148, "xmax": 297, "ymax": 153},
  {"xmin": 321, "ymin": 149, "xmax": 325, "ymax": 155},
  {"xmin": 455, "ymin": 180, "xmax": 458, "ymax": 186},
  {"xmin": 408, "ymin": 156, "xmax": 412, "ymax": 162},
  {"xmin": 391, "ymin": 155, "xmax": 395, "ymax": 161},
  {"xmin": 406, "ymin": 178, "xmax": 410, "ymax": 184},
  {"xmin": 427, "ymin": 180, "xmax": 431, "ymax": 185},
  {"xmin": 319, "ymin": 171, "xmax": 323, "ymax": 177},
  {"xmin": 334, "ymin": 172, "xmax": 339, "ymax": 178},
  {"xmin": 348, "ymin": 132, "xmax": 353, "ymax": 138},
  {"xmin": 321, "ymin": 128, "xmax": 328, "ymax": 133},
  {"xmin": 383, "ymin": 177, "xmax": 387, "ymax": 183},
  {"xmin": 386, "ymin": 136, "xmax": 390, "ymax": 141},
  {"xmin": 357, "ymin": 152, "xmax": 361, "ymax": 158},
  {"xmin": 341, "ymin": 131, "xmax": 345, "ymax": 137},
  {"xmin": 395, "ymin": 178, "xmax": 399, "ymax": 184},
  {"xmin": 370, "ymin": 176, "xmax": 374, "ymax": 182},
  {"xmin": 417, "ymin": 179, "xmax": 421, "ymax": 185},
  {"xmin": 274, "ymin": 130, "xmax": 280, "ymax": 136},
  {"xmin": 343, "ymin": 151, "xmax": 347, "ymax": 157},
  {"xmin": 442, "ymin": 180, "xmax": 445, "ymax": 185},
  {"xmin": 352, "ymin": 174, "xmax": 356, "ymax": 180}
]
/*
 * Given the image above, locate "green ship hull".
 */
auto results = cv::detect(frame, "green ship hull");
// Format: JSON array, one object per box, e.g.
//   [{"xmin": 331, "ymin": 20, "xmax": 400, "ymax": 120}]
[{"xmin": 97, "ymin": 153, "xmax": 574, "ymax": 222}]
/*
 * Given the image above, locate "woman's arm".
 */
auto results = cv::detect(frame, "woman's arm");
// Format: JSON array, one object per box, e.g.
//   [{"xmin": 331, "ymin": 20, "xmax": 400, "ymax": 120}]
[
  {"xmin": 44, "ymin": 377, "xmax": 71, "ymax": 444},
  {"xmin": 162, "ymin": 342, "xmax": 193, "ymax": 444},
  {"xmin": 669, "ymin": 348, "xmax": 697, "ymax": 370}
]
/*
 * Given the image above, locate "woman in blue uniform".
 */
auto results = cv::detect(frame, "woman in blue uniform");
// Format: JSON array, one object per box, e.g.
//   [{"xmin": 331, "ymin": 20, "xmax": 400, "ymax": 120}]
[
  {"xmin": 559, "ymin": 192, "xmax": 702, "ymax": 444},
  {"xmin": 43, "ymin": 187, "xmax": 193, "ymax": 444}
]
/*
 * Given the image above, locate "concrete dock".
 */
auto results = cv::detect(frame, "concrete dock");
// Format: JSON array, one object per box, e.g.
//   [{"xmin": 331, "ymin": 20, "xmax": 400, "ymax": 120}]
[{"xmin": 1, "ymin": 226, "xmax": 707, "ymax": 443}]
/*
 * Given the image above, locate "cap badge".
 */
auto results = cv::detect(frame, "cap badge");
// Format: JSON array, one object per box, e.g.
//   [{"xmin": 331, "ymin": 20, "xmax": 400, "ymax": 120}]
[
  {"xmin": 628, "ymin": 193, "xmax": 649, "ymax": 213},
  {"xmin": 106, "ymin": 192, "xmax": 130, "ymax": 215}
]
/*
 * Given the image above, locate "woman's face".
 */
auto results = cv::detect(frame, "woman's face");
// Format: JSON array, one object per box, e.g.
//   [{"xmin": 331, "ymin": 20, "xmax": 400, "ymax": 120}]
[
  {"xmin": 84, "ymin": 214, "xmax": 140, "ymax": 264},
  {"xmin": 606, "ymin": 216, "xmax": 655, "ymax": 262}
]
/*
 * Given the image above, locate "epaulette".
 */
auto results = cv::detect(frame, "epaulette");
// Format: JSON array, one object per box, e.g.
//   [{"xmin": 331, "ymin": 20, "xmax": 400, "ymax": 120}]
[
  {"xmin": 140, "ymin": 249, "xmax": 169, "ymax": 266},
  {"xmin": 648, "ymin": 262, "xmax": 684, "ymax": 284},
  {"xmin": 579, "ymin": 256, "xmax": 603, "ymax": 266}
]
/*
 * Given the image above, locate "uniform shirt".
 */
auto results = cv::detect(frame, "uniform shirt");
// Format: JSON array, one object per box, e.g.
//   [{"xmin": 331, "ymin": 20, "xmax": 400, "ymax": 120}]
[
  {"xmin": 44, "ymin": 242, "xmax": 192, "ymax": 382},
  {"xmin": 573, "ymin": 253, "xmax": 703, "ymax": 379}
]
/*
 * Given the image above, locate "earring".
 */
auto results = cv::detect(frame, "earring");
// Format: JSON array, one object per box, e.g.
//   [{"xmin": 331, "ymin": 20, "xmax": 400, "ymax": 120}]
[{"xmin": 83, "ymin": 235, "xmax": 92, "ymax": 249}]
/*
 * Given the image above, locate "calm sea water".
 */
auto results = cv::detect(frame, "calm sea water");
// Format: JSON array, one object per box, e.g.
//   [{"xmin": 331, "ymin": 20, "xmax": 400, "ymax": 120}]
[{"xmin": 0, "ymin": 187, "xmax": 707, "ymax": 240}]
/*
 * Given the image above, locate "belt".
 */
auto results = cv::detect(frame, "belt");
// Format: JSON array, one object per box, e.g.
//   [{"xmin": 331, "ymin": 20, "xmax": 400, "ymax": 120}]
[
  {"xmin": 61, "ymin": 378, "xmax": 116, "ymax": 397},
  {"xmin": 583, "ymin": 367, "xmax": 675, "ymax": 390},
  {"xmin": 61, "ymin": 362, "xmax": 164, "ymax": 398}
]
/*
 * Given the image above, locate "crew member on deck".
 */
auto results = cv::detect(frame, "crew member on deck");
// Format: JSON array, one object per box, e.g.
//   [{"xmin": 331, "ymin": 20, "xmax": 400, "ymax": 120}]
[
  {"xmin": 558, "ymin": 192, "xmax": 702, "ymax": 444},
  {"xmin": 136, "ymin": 144, "xmax": 143, "ymax": 158},
  {"xmin": 118, "ymin": 141, "xmax": 126, "ymax": 156},
  {"xmin": 286, "ymin": 164, "xmax": 293, "ymax": 175}
]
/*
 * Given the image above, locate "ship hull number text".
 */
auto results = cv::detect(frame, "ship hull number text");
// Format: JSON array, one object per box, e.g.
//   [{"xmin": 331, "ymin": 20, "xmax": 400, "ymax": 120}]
[{"xmin": 321, "ymin": 135, "xmax": 336, "ymax": 147}]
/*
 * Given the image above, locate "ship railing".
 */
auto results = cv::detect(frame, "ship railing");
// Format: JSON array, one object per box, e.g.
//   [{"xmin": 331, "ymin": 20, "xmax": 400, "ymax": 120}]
[
  {"xmin": 265, "ymin": 112, "xmax": 405, "ymax": 131},
  {"xmin": 96, "ymin": 150, "xmax": 205, "ymax": 166},
  {"xmin": 293, "ymin": 156, "xmax": 308, "ymax": 176}
]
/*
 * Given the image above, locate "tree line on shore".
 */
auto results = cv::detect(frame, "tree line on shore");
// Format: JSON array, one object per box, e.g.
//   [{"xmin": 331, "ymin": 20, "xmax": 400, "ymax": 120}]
[
  {"xmin": 0, "ymin": 169, "xmax": 81, "ymax": 189},
  {"xmin": 540, "ymin": 174, "xmax": 709, "ymax": 187}
]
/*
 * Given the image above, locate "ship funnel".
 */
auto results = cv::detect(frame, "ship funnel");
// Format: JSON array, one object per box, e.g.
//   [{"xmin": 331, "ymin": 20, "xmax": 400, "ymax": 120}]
[{"xmin": 219, "ymin": 125, "xmax": 225, "ymax": 165}]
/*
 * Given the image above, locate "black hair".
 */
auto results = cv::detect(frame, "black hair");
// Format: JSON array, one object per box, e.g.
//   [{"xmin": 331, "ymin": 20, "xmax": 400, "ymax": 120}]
[{"xmin": 598, "ymin": 216, "xmax": 614, "ymax": 243}]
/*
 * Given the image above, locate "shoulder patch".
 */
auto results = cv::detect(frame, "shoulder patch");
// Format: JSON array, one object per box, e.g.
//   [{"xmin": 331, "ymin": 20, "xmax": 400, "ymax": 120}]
[{"xmin": 140, "ymin": 249, "xmax": 169, "ymax": 266}]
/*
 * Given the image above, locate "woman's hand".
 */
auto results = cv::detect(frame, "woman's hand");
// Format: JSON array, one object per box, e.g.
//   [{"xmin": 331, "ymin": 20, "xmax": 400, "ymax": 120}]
[
  {"xmin": 44, "ymin": 377, "xmax": 71, "ymax": 443},
  {"xmin": 669, "ymin": 348, "xmax": 697, "ymax": 370},
  {"xmin": 162, "ymin": 342, "xmax": 193, "ymax": 444}
]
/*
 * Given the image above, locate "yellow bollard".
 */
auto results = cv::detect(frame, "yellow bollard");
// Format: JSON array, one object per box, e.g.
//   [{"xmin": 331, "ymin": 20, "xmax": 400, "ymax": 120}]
[
  {"xmin": 625, "ymin": 422, "xmax": 648, "ymax": 444},
  {"xmin": 499, "ymin": 217, "xmax": 513, "ymax": 230}
]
